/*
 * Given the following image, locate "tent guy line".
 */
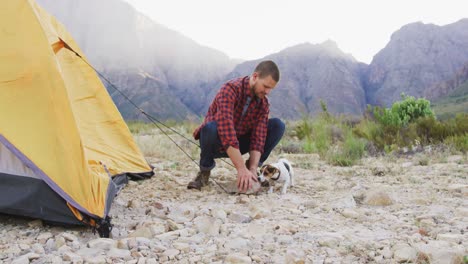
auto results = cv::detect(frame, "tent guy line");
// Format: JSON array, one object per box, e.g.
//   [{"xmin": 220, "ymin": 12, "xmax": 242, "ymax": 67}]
[{"xmin": 65, "ymin": 45, "xmax": 235, "ymax": 195}]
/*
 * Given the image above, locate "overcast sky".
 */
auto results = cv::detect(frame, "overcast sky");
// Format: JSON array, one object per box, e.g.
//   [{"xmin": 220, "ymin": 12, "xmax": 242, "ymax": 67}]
[{"xmin": 123, "ymin": 0, "xmax": 467, "ymax": 64}]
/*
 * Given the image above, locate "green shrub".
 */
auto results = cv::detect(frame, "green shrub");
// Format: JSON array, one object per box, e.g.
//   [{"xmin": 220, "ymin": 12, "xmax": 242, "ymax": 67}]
[
  {"xmin": 373, "ymin": 94, "xmax": 435, "ymax": 127},
  {"xmin": 326, "ymin": 131, "xmax": 366, "ymax": 166},
  {"xmin": 127, "ymin": 120, "xmax": 153, "ymax": 134},
  {"xmin": 445, "ymin": 133, "xmax": 468, "ymax": 153},
  {"xmin": 295, "ymin": 115, "xmax": 313, "ymax": 140}
]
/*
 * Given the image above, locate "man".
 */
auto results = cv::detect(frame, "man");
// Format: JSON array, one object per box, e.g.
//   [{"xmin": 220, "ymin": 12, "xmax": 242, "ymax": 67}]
[{"xmin": 188, "ymin": 60, "xmax": 285, "ymax": 193}]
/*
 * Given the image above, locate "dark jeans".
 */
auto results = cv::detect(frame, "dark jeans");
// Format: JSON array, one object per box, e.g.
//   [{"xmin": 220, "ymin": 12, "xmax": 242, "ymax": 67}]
[{"xmin": 199, "ymin": 118, "xmax": 285, "ymax": 171}]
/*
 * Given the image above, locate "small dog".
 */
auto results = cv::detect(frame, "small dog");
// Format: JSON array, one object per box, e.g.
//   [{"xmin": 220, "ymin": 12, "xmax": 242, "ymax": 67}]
[{"xmin": 258, "ymin": 158, "xmax": 294, "ymax": 194}]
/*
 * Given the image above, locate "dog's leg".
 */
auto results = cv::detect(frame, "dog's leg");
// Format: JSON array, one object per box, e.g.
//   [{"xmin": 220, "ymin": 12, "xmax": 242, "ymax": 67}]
[
  {"xmin": 268, "ymin": 186, "xmax": 274, "ymax": 194},
  {"xmin": 290, "ymin": 169, "xmax": 295, "ymax": 187},
  {"xmin": 281, "ymin": 180, "xmax": 289, "ymax": 195}
]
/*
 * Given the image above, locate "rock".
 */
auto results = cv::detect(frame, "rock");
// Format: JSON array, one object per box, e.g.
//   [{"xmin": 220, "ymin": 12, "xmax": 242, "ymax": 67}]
[
  {"xmin": 225, "ymin": 253, "xmax": 252, "ymax": 264},
  {"xmin": 82, "ymin": 256, "xmax": 107, "ymax": 264},
  {"xmin": 36, "ymin": 232, "xmax": 53, "ymax": 243},
  {"xmin": 237, "ymin": 196, "xmax": 251, "ymax": 204},
  {"xmin": 221, "ymin": 181, "xmax": 261, "ymax": 195},
  {"xmin": 393, "ymin": 246, "xmax": 417, "ymax": 263},
  {"xmin": 380, "ymin": 247, "xmax": 392, "ymax": 259},
  {"xmin": 128, "ymin": 227, "xmax": 153, "ymax": 238},
  {"xmin": 194, "ymin": 216, "xmax": 221, "ymax": 235},
  {"xmin": 31, "ymin": 243, "xmax": 45, "ymax": 254},
  {"xmin": 55, "ymin": 236, "xmax": 66, "ymax": 249},
  {"xmin": 61, "ymin": 232, "xmax": 78, "ymax": 242},
  {"xmin": 27, "ymin": 219, "xmax": 43, "ymax": 228},
  {"xmin": 128, "ymin": 200, "xmax": 141, "ymax": 208},
  {"xmin": 317, "ymin": 233, "xmax": 343, "ymax": 248},
  {"xmin": 331, "ymin": 195, "xmax": 357, "ymax": 209},
  {"xmin": 11, "ymin": 254, "xmax": 29, "ymax": 264},
  {"xmin": 223, "ymin": 238, "xmax": 250, "ymax": 250},
  {"xmin": 162, "ymin": 248, "xmax": 180, "ymax": 258},
  {"xmin": 340, "ymin": 208, "xmax": 360, "ymax": 218},
  {"xmin": 436, "ymin": 233, "xmax": 463, "ymax": 244},
  {"xmin": 107, "ymin": 248, "xmax": 131, "ymax": 259},
  {"xmin": 415, "ymin": 241, "xmax": 465, "ymax": 264},
  {"xmin": 228, "ymin": 213, "xmax": 252, "ymax": 223},
  {"xmin": 75, "ymin": 248, "xmax": 103, "ymax": 259},
  {"xmin": 63, "ymin": 252, "xmax": 83, "ymax": 263},
  {"xmin": 146, "ymin": 258, "xmax": 158, "ymax": 264},
  {"xmin": 173, "ymin": 242, "xmax": 190, "ymax": 253},
  {"xmin": 249, "ymin": 205, "xmax": 271, "ymax": 219},
  {"xmin": 87, "ymin": 238, "xmax": 116, "ymax": 250},
  {"xmin": 285, "ymin": 249, "xmax": 306, "ymax": 264},
  {"xmin": 167, "ymin": 205, "xmax": 195, "ymax": 223},
  {"xmin": 211, "ymin": 208, "xmax": 227, "ymax": 221},
  {"xmin": 166, "ymin": 219, "xmax": 180, "ymax": 231},
  {"xmin": 246, "ymin": 223, "xmax": 267, "ymax": 238}
]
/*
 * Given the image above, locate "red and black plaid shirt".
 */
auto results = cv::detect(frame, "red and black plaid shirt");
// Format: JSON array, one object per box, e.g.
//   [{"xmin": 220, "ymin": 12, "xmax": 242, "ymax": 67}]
[{"xmin": 193, "ymin": 76, "xmax": 269, "ymax": 153}]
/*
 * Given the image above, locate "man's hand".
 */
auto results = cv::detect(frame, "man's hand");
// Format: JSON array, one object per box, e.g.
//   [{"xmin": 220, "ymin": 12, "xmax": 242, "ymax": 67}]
[{"xmin": 237, "ymin": 167, "xmax": 258, "ymax": 193}]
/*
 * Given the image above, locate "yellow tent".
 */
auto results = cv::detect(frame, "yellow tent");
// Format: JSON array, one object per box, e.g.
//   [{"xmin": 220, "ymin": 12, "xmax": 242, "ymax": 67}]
[{"xmin": 0, "ymin": 0, "xmax": 153, "ymax": 236}]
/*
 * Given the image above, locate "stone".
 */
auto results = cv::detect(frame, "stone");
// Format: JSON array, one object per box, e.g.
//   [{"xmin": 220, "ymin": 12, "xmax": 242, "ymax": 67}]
[
  {"xmin": 228, "ymin": 213, "xmax": 252, "ymax": 223},
  {"xmin": 393, "ymin": 246, "xmax": 417, "ymax": 263},
  {"xmin": 61, "ymin": 232, "xmax": 78, "ymax": 242},
  {"xmin": 225, "ymin": 253, "xmax": 252, "ymax": 264},
  {"xmin": 87, "ymin": 238, "xmax": 116, "ymax": 250},
  {"xmin": 36, "ymin": 232, "xmax": 53, "ymax": 243},
  {"xmin": 194, "ymin": 216, "xmax": 221, "ymax": 235},
  {"xmin": 436, "ymin": 233, "xmax": 463, "ymax": 244},
  {"xmin": 128, "ymin": 227, "xmax": 153, "ymax": 238},
  {"xmin": 11, "ymin": 255, "xmax": 29, "ymax": 264},
  {"xmin": 166, "ymin": 219, "xmax": 180, "ymax": 231},
  {"xmin": 107, "ymin": 248, "xmax": 131, "ymax": 259},
  {"xmin": 223, "ymin": 238, "xmax": 250, "ymax": 250},
  {"xmin": 63, "ymin": 252, "xmax": 83, "ymax": 263},
  {"xmin": 27, "ymin": 219, "xmax": 43, "ymax": 228},
  {"xmin": 167, "ymin": 205, "xmax": 196, "ymax": 223}
]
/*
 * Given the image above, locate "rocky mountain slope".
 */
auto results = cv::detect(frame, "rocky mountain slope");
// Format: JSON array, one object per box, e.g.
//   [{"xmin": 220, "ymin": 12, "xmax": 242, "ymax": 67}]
[
  {"xmin": 365, "ymin": 19, "xmax": 468, "ymax": 106},
  {"xmin": 207, "ymin": 41, "xmax": 367, "ymax": 119},
  {"xmin": 37, "ymin": 0, "xmax": 468, "ymax": 120}
]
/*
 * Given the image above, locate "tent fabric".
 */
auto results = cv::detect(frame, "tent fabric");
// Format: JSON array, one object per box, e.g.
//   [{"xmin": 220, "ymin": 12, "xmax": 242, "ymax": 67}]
[{"xmin": 0, "ymin": 0, "xmax": 153, "ymax": 225}]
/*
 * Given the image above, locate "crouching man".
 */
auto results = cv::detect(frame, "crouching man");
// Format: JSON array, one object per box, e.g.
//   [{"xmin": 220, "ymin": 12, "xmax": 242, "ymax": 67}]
[{"xmin": 188, "ymin": 60, "xmax": 285, "ymax": 193}]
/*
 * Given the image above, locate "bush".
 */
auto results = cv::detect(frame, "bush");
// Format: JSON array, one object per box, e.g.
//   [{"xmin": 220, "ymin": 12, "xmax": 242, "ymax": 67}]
[
  {"xmin": 127, "ymin": 120, "xmax": 154, "ymax": 134},
  {"xmin": 444, "ymin": 134, "xmax": 468, "ymax": 153},
  {"xmin": 326, "ymin": 131, "xmax": 366, "ymax": 166},
  {"xmin": 373, "ymin": 94, "xmax": 435, "ymax": 127}
]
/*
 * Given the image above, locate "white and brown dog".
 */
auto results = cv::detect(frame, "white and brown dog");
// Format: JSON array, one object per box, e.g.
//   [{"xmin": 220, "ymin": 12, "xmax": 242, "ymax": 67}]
[{"xmin": 258, "ymin": 158, "xmax": 294, "ymax": 194}]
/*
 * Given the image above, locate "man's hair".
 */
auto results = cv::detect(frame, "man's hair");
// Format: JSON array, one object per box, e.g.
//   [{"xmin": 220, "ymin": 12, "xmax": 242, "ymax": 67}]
[{"xmin": 254, "ymin": 60, "xmax": 280, "ymax": 82}]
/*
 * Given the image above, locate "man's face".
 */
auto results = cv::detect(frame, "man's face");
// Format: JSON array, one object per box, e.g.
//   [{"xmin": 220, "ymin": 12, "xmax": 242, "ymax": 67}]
[{"xmin": 252, "ymin": 73, "xmax": 277, "ymax": 99}]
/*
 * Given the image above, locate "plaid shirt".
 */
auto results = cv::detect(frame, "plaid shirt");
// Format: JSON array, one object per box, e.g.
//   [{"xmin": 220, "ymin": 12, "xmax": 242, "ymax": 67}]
[{"xmin": 193, "ymin": 76, "xmax": 269, "ymax": 153}]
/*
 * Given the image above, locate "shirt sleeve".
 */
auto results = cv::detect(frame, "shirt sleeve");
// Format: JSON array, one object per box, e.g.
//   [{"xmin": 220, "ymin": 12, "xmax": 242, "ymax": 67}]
[
  {"xmin": 250, "ymin": 106, "xmax": 269, "ymax": 153},
  {"xmin": 214, "ymin": 83, "xmax": 240, "ymax": 150}
]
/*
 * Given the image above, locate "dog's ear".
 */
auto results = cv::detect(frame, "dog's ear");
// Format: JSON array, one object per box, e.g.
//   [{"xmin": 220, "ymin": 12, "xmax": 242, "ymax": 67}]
[
  {"xmin": 260, "ymin": 165, "xmax": 268, "ymax": 173},
  {"xmin": 263, "ymin": 165, "xmax": 278, "ymax": 175},
  {"xmin": 269, "ymin": 167, "xmax": 280, "ymax": 174}
]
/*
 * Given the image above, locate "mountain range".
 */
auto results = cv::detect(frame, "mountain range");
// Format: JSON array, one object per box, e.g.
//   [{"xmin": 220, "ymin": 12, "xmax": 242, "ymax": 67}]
[{"xmin": 37, "ymin": 0, "xmax": 468, "ymax": 120}]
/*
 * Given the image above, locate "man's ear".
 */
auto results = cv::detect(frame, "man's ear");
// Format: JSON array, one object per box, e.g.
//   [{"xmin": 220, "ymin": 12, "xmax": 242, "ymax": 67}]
[{"xmin": 252, "ymin": 72, "xmax": 258, "ymax": 81}]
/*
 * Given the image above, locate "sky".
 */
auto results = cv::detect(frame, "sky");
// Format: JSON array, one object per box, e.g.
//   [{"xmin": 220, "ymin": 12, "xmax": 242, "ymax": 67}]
[{"xmin": 123, "ymin": 0, "xmax": 467, "ymax": 64}]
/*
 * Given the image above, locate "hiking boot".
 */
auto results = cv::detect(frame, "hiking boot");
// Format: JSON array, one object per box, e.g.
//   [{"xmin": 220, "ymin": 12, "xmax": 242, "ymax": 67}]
[{"xmin": 187, "ymin": 170, "xmax": 211, "ymax": 190}]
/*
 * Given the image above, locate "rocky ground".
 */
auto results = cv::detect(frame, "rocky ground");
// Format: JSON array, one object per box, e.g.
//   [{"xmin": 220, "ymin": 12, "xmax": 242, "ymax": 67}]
[{"xmin": 0, "ymin": 152, "xmax": 467, "ymax": 263}]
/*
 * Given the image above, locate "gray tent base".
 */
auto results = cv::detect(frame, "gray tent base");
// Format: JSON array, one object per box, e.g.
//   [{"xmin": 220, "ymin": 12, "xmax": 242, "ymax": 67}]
[
  {"xmin": 0, "ymin": 172, "xmax": 83, "ymax": 225},
  {"xmin": 0, "ymin": 171, "xmax": 153, "ymax": 228}
]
